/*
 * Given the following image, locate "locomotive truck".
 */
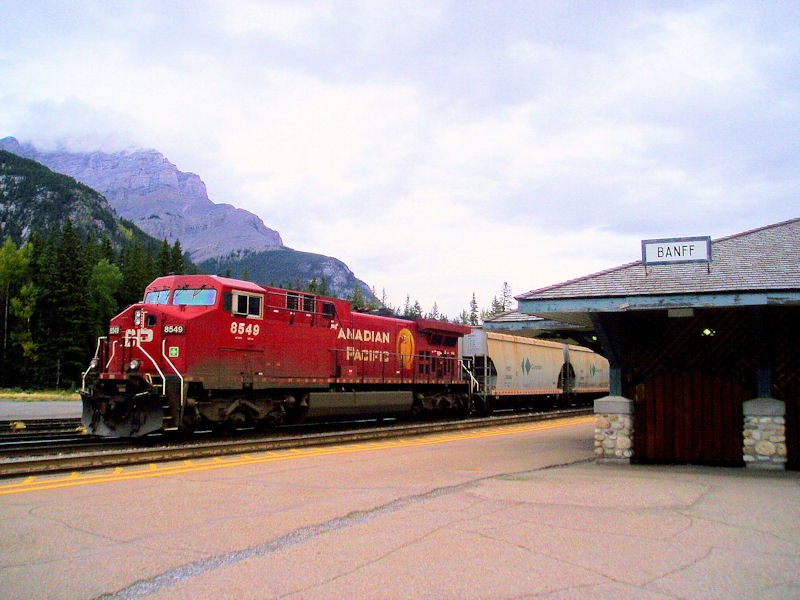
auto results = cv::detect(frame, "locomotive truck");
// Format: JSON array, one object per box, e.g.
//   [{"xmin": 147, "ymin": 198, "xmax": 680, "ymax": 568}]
[{"xmin": 80, "ymin": 274, "xmax": 472, "ymax": 437}]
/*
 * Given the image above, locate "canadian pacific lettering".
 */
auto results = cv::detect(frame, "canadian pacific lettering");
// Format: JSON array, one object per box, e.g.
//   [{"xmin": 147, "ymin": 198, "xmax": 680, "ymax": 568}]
[
  {"xmin": 337, "ymin": 328, "xmax": 390, "ymax": 344},
  {"xmin": 346, "ymin": 347, "xmax": 391, "ymax": 362}
]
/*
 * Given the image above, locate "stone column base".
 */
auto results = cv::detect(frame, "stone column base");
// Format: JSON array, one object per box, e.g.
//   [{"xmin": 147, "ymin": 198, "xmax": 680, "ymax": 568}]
[
  {"xmin": 594, "ymin": 396, "xmax": 634, "ymax": 464},
  {"xmin": 743, "ymin": 397, "xmax": 786, "ymax": 470}
]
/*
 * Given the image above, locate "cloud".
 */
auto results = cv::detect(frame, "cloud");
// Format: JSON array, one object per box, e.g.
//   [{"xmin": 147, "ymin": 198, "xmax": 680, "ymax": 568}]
[{"xmin": 1, "ymin": 1, "xmax": 798, "ymax": 318}]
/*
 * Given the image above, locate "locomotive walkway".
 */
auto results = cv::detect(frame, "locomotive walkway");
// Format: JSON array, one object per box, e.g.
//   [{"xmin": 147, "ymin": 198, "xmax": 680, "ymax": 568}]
[{"xmin": 0, "ymin": 415, "xmax": 798, "ymax": 598}]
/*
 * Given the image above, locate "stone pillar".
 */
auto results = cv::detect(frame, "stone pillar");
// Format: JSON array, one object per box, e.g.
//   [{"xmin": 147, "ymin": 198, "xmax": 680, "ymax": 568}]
[
  {"xmin": 743, "ymin": 397, "xmax": 786, "ymax": 470},
  {"xmin": 594, "ymin": 396, "xmax": 634, "ymax": 464}
]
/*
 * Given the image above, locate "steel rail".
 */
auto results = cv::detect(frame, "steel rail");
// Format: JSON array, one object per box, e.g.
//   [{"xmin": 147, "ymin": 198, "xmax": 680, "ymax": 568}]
[{"xmin": 0, "ymin": 408, "xmax": 592, "ymax": 478}]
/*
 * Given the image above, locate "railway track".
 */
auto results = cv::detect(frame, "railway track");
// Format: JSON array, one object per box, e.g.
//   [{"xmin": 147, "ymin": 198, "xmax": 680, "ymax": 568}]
[{"xmin": 0, "ymin": 408, "xmax": 592, "ymax": 478}]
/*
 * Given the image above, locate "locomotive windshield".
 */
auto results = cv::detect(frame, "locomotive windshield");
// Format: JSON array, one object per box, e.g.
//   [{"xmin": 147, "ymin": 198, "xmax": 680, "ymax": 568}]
[
  {"xmin": 144, "ymin": 289, "xmax": 171, "ymax": 304},
  {"xmin": 172, "ymin": 288, "xmax": 217, "ymax": 306}
]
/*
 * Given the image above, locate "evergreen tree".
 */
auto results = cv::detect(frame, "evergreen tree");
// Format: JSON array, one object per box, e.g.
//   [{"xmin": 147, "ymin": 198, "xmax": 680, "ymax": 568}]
[
  {"xmin": 88, "ymin": 259, "xmax": 123, "ymax": 339},
  {"xmin": 427, "ymin": 302, "xmax": 440, "ymax": 320},
  {"xmin": 36, "ymin": 219, "xmax": 90, "ymax": 388},
  {"xmin": 0, "ymin": 238, "xmax": 33, "ymax": 385},
  {"xmin": 469, "ymin": 293, "xmax": 480, "ymax": 326},
  {"xmin": 402, "ymin": 294, "xmax": 412, "ymax": 318},
  {"xmin": 156, "ymin": 239, "xmax": 171, "ymax": 276},
  {"xmin": 350, "ymin": 282, "xmax": 366, "ymax": 309},
  {"xmin": 9, "ymin": 280, "xmax": 38, "ymax": 383},
  {"xmin": 99, "ymin": 236, "xmax": 115, "ymax": 262},
  {"xmin": 170, "ymin": 239, "xmax": 185, "ymax": 274},
  {"xmin": 118, "ymin": 238, "xmax": 150, "ymax": 307},
  {"xmin": 500, "ymin": 282, "xmax": 513, "ymax": 312}
]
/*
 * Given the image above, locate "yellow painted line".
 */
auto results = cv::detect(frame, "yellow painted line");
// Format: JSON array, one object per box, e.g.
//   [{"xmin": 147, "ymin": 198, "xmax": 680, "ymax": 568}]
[{"xmin": 0, "ymin": 416, "xmax": 591, "ymax": 496}]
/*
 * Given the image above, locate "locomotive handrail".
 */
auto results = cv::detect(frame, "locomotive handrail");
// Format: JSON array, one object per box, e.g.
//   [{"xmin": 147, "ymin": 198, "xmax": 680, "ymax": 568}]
[
  {"xmin": 134, "ymin": 337, "xmax": 168, "ymax": 396},
  {"xmin": 459, "ymin": 359, "xmax": 481, "ymax": 394},
  {"xmin": 80, "ymin": 336, "xmax": 107, "ymax": 392},
  {"xmin": 105, "ymin": 339, "xmax": 118, "ymax": 370},
  {"xmin": 161, "ymin": 339, "xmax": 185, "ymax": 428}
]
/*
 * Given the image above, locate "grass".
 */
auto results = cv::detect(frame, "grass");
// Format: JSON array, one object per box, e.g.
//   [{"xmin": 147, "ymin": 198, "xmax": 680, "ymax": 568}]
[{"xmin": 0, "ymin": 389, "xmax": 81, "ymax": 401}]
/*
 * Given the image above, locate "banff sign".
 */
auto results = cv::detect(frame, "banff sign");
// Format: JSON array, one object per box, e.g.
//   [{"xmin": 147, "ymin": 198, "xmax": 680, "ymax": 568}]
[{"xmin": 641, "ymin": 235, "xmax": 712, "ymax": 266}]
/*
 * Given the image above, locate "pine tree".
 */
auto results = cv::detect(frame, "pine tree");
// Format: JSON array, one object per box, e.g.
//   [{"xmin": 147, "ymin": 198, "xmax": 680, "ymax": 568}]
[
  {"xmin": 427, "ymin": 302, "xmax": 440, "ymax": 320},
  {"xmin": 156, "ymin": 239, "xmax": 171, "ymax": 276},
  {"xmin": 500, "ymin": 282, "xmax": 513, "ymax": 312},
  {"xmin": 118, "ymin": 239, "xmax": 149, "ymax": 307},
  {"xmin": 37, "ymin": 219, "xmax": 90, "ymax": 388},
  {"xmin": 170, "ymin": 239, "xmax": 184, "ymax": 274},
  {"xmin": 469, "ymin": 293, "xmax": 480, "ymax": 326},
  {"xmin": 350, "ymin": 282, "xmax": 366, "ymax": 309}
]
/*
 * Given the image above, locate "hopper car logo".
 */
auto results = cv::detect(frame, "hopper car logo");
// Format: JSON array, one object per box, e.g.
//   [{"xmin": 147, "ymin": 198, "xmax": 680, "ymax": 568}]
[{"xmin": 521, "ymin": 357, "xmax": 532, "ymax": 375}]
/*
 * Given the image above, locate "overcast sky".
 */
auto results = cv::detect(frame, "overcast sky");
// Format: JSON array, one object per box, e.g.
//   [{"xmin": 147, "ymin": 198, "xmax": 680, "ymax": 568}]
[{"xmin": 1, "ymin": 1, "xmax": 798, "ymax": 318}]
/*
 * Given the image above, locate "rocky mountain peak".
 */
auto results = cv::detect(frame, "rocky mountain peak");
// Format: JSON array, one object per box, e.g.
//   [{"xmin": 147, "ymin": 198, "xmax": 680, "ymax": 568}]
[{"xmin": 0, "ymin": 137, "xmax": 283, "ymax": 262}]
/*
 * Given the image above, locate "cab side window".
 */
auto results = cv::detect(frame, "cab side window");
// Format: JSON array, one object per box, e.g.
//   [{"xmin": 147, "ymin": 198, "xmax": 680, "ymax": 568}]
[{"xmin": 225, "ymin": 291, "xmax": 263, "ymax": 318}]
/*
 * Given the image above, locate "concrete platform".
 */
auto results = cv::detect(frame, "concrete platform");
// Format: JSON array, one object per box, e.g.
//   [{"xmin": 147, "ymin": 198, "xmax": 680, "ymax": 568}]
[
  {"xmin": 0, "ymin": 400, "xmax": 82, "ymax": 420},
  {"xmin": 0, "ymin": 418, "xmax": 798, "ymax": 598}
]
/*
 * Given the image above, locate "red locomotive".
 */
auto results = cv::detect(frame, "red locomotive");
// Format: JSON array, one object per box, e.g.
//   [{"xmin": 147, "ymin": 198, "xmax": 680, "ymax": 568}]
[{"xmin": 80, "ymin": 274, "xmax": 472, "ymax": 437}]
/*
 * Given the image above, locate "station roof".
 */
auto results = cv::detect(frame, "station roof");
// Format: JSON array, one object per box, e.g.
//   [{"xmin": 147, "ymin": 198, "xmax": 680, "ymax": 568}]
[{"xmin": 512, "ymin": 218, "xmax": 800, "ymax": 328}]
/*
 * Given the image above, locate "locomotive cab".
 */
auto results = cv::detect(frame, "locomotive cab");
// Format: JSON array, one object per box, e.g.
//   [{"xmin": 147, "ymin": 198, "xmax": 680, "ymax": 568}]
[{"xmin": 80, "ymin": 276, "xmax": 225, "ymax": 436}]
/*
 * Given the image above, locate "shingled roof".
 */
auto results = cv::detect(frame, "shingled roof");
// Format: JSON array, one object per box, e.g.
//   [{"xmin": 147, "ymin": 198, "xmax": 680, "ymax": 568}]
[{"xmin": 514, "ymin": 218, "xmax": 800, "ymax": 327}]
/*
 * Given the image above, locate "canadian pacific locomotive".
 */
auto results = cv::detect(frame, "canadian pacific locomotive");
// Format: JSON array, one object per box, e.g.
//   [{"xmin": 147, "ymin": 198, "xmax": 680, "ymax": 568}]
[
  {"xmin": 80, "ymin": 274, "xmax": 472, "ymax": 437},
  {"xmin": 80, "ymin": 274, "xmax": 610, "ymax": 438}
]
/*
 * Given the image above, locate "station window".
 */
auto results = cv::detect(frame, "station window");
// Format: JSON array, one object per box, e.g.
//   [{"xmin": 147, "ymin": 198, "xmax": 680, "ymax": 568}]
[{"xmin": 225, "ymin": 291, "xmax": 263, "ymax": 318}]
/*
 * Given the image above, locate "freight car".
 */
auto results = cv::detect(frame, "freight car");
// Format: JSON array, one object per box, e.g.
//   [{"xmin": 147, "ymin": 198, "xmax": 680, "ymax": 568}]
[
  {"xmin": 80, "ymin": 274, "xmax": 471, "ymax": 437},
  {"xmin": 459, "ymin": 330, "xmax": 609, "ymax": 414}
]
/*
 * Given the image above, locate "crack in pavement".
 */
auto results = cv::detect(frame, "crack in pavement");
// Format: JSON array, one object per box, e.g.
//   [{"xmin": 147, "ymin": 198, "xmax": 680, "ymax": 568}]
[{"xmin": 95, "ymin": 459, "xmax": 591, "ymax": 599}]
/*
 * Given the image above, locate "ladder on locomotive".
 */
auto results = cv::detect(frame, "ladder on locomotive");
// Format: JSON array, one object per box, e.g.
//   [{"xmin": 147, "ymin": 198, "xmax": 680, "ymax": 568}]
[{"xmin": 460, "ymin": 358, "xmax": 487, "ymax": 410}]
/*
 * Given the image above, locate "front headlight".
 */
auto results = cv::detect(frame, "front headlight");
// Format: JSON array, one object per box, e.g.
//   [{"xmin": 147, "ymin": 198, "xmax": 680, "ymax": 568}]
[
  {"xmin": 134, "ymin": 309, "xmax": 142, "ymax": 326},
  {"xmin": 127, "ymin": 359, "xmax": 141, "ymax": 372}
]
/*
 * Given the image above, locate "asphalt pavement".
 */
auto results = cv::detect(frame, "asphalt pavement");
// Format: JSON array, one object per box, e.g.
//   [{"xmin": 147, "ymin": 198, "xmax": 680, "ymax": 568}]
[{"xmin": 0, "ymin": 409, "xmax": 798, "ymax": 598}]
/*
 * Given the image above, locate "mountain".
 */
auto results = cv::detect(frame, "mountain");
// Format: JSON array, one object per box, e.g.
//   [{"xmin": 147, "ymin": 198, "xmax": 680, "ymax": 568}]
[
  {"xmin": 0, "ymin": 149, "xmax": 154, "ymax": 250},
  {"xmin": 200, "ymin": 248, "xmax": 368, "ymax": 295},
  {"xmin": 0, "ymin": 137, "xmax": 281, "ymax": 262},
  {"xmin": 0, "ymin": 137, "xmax": 373, "ymax": 300}
]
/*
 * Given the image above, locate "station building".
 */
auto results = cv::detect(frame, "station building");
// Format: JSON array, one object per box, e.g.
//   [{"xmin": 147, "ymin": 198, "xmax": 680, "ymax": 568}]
[{"xmin": 488, "ymin": 218, "xmax": 800, "ymax": 470}]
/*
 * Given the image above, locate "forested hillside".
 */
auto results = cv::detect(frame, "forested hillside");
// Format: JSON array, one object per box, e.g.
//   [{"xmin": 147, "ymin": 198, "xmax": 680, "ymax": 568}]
[{"xmin": 0, "ymin": 150, "xmax": 190, "ymax": 389}]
